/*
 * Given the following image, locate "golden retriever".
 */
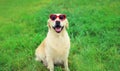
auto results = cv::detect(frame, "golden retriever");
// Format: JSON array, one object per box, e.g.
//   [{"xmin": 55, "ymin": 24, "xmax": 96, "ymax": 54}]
[{"xmin": 35, "ymin": 14, "xmax": 70, "ymax": 71}]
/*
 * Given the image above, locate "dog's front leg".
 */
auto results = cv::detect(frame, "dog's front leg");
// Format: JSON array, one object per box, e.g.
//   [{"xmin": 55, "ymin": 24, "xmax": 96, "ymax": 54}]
[
  {"xmin": 64, "ymin": 58, "xmax": 70, "ymax": 71},
  {"xmin": 47, "ymin": 57, "xmax": 54, "ymax": 71}
]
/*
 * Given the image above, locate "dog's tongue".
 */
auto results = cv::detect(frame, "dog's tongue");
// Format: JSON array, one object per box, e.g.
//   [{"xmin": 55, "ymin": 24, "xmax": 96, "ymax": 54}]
[{"xmin": 55, "ymin": 27, "xmax": 61, "ymax": 32}]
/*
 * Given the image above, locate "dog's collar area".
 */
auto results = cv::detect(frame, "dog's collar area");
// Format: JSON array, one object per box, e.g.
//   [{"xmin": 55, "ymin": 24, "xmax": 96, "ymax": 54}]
[{"xmin": 53, "ymin": 26, "xmax": 64, "ymax": 33}]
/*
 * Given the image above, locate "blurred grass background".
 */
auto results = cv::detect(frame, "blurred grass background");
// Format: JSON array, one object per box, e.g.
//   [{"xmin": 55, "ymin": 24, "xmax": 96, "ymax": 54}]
[{"xmin": 0, "ymin": 0, "xmax": 120, "ymax": 71}]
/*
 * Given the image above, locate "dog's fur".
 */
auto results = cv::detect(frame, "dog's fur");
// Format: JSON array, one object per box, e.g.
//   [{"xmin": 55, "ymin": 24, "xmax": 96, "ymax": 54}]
[{"xmin": 35, "ymin": 14, "xmax": 70, "ymax": 71}]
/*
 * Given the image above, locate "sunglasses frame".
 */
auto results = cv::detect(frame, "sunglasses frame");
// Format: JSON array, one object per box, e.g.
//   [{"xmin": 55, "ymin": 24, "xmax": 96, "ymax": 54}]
[{"xmin": 50, "ymin": 14, "xmax": 66, "ymax": 21}]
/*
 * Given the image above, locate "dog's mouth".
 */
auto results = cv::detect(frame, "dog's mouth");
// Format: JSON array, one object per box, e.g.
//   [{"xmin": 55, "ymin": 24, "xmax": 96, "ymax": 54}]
[{"xmin": 53, "ymin": 26, "xmax": 64, "ymax": 33}]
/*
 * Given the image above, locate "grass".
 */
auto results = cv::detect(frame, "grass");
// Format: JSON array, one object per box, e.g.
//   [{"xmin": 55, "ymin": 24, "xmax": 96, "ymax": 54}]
[{"xmin": 0, "ymin": 0, "xmax": 120, "ymax": 71}]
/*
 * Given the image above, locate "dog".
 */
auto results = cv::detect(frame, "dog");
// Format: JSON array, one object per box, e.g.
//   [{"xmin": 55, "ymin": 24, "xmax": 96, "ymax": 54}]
[{"xmin": 35, "ymin": 14, "xmax": 70, "ymax": 71}]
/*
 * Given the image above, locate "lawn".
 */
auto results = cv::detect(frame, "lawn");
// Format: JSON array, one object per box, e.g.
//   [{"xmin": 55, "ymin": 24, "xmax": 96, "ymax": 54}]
[{"xmin": 0, "ymin": 0, "xmax": 120, "ymax": 71}]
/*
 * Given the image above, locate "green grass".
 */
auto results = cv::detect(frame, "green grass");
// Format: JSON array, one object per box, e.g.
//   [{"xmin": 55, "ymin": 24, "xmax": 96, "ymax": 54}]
[{"xmin": 0, "ymin": 0, "xmax": 120, "ymax": 71}]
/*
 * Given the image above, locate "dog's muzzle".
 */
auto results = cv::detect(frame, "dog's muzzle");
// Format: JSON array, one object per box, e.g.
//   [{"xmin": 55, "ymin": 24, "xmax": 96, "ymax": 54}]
[{"xmin": 53, "ymin": 21, "xmax": 64, "ymax": 33}]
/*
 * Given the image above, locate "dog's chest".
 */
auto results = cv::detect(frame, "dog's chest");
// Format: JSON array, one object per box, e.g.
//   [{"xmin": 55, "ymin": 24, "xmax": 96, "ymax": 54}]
[
  {"xmin": 50, "ymin": 35, "xmax": 69, "ymax": 48},
  {"xmin": 47, "ymin": 35, "xmax": 70, "ymax": 55},
  {"xmin": 54, "ymin": 36, "xmax": 68, "ymax": 47}
]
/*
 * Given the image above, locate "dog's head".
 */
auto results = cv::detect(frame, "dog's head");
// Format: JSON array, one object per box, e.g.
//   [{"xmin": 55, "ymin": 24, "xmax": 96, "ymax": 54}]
[{"xmin": 47, "ymin": 14, "xmax": 69, "ymax": 33}]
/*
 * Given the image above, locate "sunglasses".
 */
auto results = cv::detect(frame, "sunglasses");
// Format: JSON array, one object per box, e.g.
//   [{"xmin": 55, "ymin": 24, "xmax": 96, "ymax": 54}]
[{"xmin": 50, "ymin": 14, "xmax": 66, "ymax": 21}]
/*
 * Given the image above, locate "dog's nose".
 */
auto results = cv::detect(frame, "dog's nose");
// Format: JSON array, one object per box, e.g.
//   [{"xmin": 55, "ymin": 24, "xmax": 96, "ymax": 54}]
[{"xmin": 55, "ymin": 21, "xmax": 60, "ymax": 25}]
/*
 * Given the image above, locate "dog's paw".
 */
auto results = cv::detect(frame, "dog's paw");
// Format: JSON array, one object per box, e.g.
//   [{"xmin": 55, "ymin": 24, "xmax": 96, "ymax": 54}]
[
  {"xmin": 47, "ymin": 66, "xmax": 54, "ymax": 71},
  {"xmin": 65, "ymin": 68, "xmax": 70, "ymax": 71}
]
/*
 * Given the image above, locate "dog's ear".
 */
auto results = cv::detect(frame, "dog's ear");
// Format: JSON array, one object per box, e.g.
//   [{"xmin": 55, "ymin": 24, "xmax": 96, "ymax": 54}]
[
  {"xmin": 48, "ymin": 23, "xmax": 51, "ymax": 28},
  {"xmin": 47, "ymin": 20, "xmax": 51, "ymax": 29},
  {"xmin": 65, "ymin": 19, "xmax": 69, "ymax": 29}
]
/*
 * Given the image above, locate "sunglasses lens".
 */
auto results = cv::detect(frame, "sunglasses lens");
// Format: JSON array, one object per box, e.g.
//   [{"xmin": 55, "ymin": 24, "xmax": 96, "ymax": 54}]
[
  {"xmin": 59, "ymin": 15, "xmax": 66, "ymax": 20},
  {"xmin": 50, "ymin": 15, "xmax": 56, "ymax": 20}
]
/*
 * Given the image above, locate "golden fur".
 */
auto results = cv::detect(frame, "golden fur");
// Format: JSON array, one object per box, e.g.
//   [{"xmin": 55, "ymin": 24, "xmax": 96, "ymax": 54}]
[{"xmin": 35, "ymin": 14, "xmax": 70, "ymax": 71}]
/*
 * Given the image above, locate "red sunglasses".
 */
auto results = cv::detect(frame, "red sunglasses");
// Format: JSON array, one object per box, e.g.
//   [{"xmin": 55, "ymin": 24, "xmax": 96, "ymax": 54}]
[{"xmin": 50, "ymin": 14, "xmax": 66, "ymax": 21}]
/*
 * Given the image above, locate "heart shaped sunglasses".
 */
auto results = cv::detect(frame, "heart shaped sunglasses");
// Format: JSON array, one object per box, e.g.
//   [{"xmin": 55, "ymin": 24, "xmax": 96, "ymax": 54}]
[{"xmin": 50, "ymin": 14, "xmax": 66, "ymax": 21}]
